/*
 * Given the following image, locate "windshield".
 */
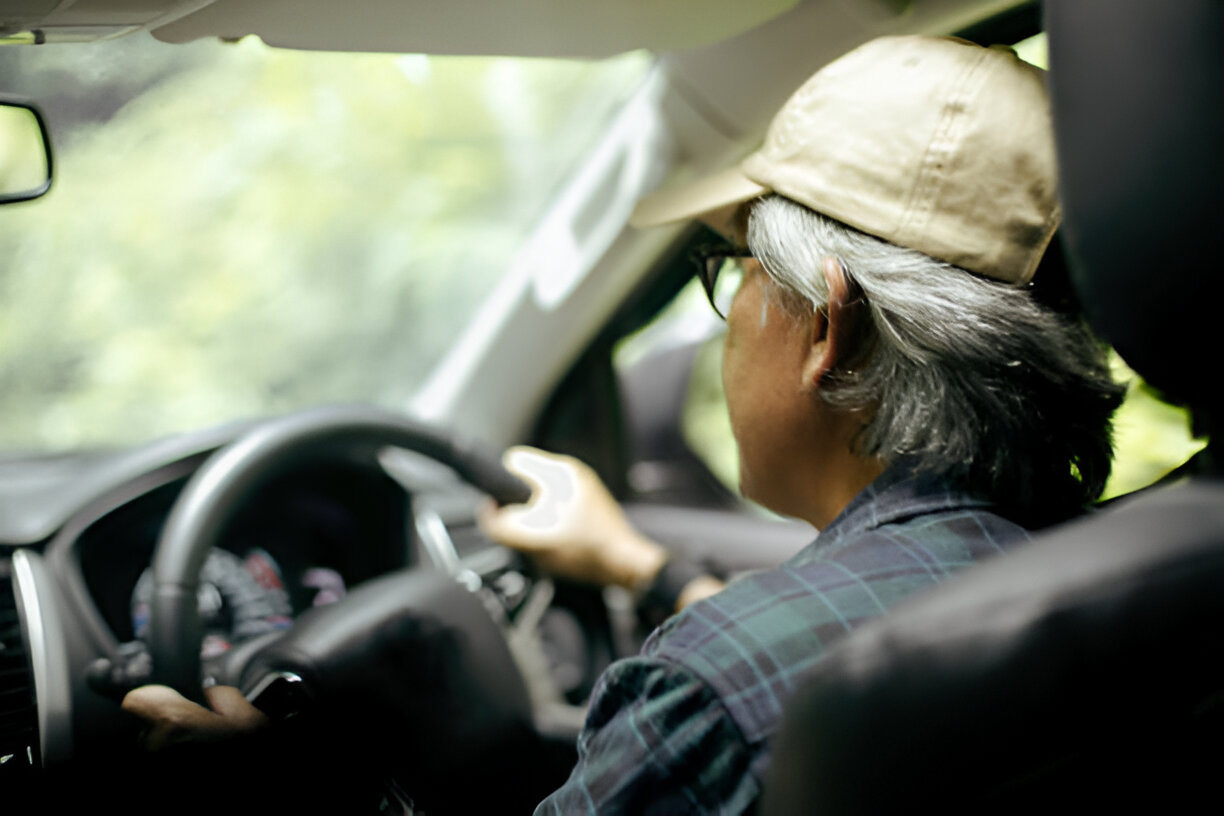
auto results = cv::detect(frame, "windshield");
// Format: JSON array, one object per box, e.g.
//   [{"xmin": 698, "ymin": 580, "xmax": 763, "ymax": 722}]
[{"xmin": 0, "ymin": 34, "xmax": 649, "ymax": 454}]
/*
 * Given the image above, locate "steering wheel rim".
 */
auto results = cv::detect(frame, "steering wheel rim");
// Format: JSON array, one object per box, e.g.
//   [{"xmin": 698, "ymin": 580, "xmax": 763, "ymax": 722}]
[{"xmin": 145, "ymin": 403, "xmax": 530, "ymax": 702}]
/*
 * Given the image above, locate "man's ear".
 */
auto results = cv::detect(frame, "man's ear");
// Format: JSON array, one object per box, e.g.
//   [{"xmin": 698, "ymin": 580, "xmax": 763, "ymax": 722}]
[{"xmin": 802, "ymin": 257, "xmax": 865, "ymax": 388}]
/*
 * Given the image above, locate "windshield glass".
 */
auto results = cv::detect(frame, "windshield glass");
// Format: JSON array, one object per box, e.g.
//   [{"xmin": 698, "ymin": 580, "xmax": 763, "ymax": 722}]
[{"xmin": 0, "ymin": 35, "xmax": 649, "ymax": 454}]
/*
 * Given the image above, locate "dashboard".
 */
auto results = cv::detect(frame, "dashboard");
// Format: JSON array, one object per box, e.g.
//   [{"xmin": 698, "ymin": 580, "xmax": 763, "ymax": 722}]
[{"xmin": 72, "ymin": 462, "xmax": 410, "ymax": 650}]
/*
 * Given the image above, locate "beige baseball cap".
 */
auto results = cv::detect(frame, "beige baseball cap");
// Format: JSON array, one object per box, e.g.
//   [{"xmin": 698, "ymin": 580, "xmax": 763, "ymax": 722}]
[{"xmin": 631, "ymin": 35, "xmax": 1060, "ymax": 284}]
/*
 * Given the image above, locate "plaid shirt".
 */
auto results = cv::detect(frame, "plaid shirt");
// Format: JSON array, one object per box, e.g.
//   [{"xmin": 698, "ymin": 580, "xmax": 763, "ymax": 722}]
[{"xmin": 534, "ymin": 464, "xmax": 1032, "ymax": 814}]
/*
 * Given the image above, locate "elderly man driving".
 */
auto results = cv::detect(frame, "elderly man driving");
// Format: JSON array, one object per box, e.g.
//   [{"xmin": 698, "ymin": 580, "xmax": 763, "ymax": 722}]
[
  {"xmin": 125, "ymin": 35, "xmax": 1124, "ymax": 814},
  {"xmin": 479, "ymin": 34, "xmax": 1123, "ymax": 813}
]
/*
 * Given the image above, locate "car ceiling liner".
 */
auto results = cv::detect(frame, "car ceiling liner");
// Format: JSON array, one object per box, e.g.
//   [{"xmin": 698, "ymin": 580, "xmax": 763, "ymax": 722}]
[{"xmin": 1, "ymin": 0, "xmax": 800, "ymax": 55}]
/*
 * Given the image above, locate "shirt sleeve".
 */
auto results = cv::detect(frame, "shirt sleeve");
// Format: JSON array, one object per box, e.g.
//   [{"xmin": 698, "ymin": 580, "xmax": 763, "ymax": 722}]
[{"xmin": 534, "ymin": 655, "xmax": 759, "ymax": 815}]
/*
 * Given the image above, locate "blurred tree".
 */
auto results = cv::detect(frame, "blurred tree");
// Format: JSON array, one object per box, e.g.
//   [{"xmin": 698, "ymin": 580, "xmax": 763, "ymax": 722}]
[{"xmin": 0, "ymin": 34, "xmax": 647, "ymax": 451}]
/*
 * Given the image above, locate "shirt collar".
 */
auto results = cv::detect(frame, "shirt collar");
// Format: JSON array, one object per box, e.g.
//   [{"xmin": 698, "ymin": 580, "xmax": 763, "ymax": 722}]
[{"xmin": 810, "ymin": 459, "xmax": 995, "ymax": 551}]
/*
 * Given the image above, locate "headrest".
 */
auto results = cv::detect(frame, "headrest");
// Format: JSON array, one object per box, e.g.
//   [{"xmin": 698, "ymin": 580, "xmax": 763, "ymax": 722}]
[{"xmin": 1048, "ymin": 0, "xmax": 1224, "ymax": 411}]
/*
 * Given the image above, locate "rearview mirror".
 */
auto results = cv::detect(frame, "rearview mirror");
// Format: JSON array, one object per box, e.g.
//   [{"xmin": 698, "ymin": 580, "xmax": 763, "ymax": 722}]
[{"xmin": 0, "ymin": 99, "xmax": 52, "ymax": 203}]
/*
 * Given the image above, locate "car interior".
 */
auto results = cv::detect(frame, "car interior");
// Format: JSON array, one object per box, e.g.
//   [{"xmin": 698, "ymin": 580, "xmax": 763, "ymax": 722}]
[{"xmin": 0, "ymin": 0, "xmax": 1212, "ymax": 812}]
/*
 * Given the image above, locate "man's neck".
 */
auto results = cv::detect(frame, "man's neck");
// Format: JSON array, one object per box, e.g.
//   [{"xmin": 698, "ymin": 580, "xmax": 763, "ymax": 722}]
[{"xmin": 803, "ymin": 450, "xmax": 887, "ymax": 531}]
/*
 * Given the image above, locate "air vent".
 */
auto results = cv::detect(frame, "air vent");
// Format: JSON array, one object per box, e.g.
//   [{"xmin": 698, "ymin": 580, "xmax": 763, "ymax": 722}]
[{"xmin": 0, "ymin": 558, "xmax": 39, "ymax": 779}]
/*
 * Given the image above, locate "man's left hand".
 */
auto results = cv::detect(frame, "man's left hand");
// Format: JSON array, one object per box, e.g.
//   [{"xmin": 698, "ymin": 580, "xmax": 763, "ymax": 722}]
[{"xmin": 121, "ymin": 683, "xmax": 269, "ymax": 751}]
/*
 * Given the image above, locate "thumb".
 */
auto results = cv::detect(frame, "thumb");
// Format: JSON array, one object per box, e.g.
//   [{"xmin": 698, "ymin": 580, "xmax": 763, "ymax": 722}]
[
  {"xmin": 477, "ymin": 497, "xmax": 551, "ymax": 551},
  {"xmin": 502, "ymin": 447, "xmax": 578, "ymax": 505}
]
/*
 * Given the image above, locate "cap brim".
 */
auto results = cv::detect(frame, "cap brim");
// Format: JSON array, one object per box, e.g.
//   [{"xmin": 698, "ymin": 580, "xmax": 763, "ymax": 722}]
[{"xmin": 630, "ymin": 164, "xmax": 769, "ymax": 228}]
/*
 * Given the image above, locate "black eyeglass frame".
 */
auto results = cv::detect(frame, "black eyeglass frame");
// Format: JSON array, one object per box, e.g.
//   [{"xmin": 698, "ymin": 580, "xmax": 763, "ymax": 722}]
[{"xmin": 691, "ymin": 242, "xmax": 754, "ymax": 320}]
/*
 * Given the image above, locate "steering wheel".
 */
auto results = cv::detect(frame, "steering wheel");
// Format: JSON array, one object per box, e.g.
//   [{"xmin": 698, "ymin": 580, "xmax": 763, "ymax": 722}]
[
  {"xmin": 145, "ymin": 404, "xmax": 531, "ymax": 702},
  {"xmin": 130, "ymin": 405, "xmax": 568, "ymax": 810}
]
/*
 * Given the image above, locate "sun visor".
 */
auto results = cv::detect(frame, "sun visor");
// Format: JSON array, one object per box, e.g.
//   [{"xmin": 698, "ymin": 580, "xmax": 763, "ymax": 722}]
[{"xmin": 150, "ymin": 0, "xmax": 800, "ymax": 56}]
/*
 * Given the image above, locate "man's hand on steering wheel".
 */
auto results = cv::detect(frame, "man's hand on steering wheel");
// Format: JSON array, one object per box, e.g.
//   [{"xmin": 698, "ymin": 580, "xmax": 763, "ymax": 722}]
[
  {"xmin": 122, "ymin": 683, "xmax": 268, "ymax": 751},
  {"xmin": 480, "ymin": 447, "xmax": 727, "ymax": 615},
  {"xmin": 478, "ymin": 447, "xmax": 668, "ymax": 590}
]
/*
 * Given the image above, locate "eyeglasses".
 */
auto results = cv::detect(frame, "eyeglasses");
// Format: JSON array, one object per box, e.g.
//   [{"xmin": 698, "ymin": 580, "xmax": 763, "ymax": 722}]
[{"xmin": 692, "ymin": 244, "xmax": 752, "ymax": 319}]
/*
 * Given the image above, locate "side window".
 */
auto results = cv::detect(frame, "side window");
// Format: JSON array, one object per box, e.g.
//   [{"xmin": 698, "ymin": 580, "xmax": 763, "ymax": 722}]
[
  {"xmin": 1102, "ymin": 357, "xmax": 1205, "ymax": 499},
  {"xmin": 679, "ymin": 324, "xmax": 738, "ymax": 493},
  {"xmin": 613, "ymin": 277, "xmax": 744, "ymax": 508}
]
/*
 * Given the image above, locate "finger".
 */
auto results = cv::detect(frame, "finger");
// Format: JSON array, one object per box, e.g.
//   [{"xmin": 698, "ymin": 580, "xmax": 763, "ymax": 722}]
[
  {"xmin": 500, "ymin": 446, "xmax": 549, "ymax": 499},
  {"xmin": 476, "ymin": 499, "xmax": 513, "ymax": 540},
  {"xmin": 477, "ymin": 499, "xmax": 549, "ymax": 550},
  {"xmin": 121, "ymin": 684, "xmax": 192, "ymax": 720},
  {"xmin": 122, "ymin": 684, "xmax": 217, "ymax": 751},
  {"xmin": 204, "ymin": 685, "xmax": 270, "ymax": 731},
  {"xmin": 503, "ymin": 448, "xmax": 577, "ymax": 503}
]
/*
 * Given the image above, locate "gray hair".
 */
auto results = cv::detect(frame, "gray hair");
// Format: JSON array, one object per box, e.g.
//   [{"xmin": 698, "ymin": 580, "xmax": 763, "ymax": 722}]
[{"xmin": 747, "ymin": 195, "xmax": 1125, "ymax": 525}]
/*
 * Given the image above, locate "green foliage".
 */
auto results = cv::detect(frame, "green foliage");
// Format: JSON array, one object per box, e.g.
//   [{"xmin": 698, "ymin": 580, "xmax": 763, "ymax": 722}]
[
  {"xmin": 1100, "ymin": 356, "xmax": 1205, "ymax": 499},
  {"xmin": 0, "ymin": 35, "xmax": 648, "ymax": 451}
]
